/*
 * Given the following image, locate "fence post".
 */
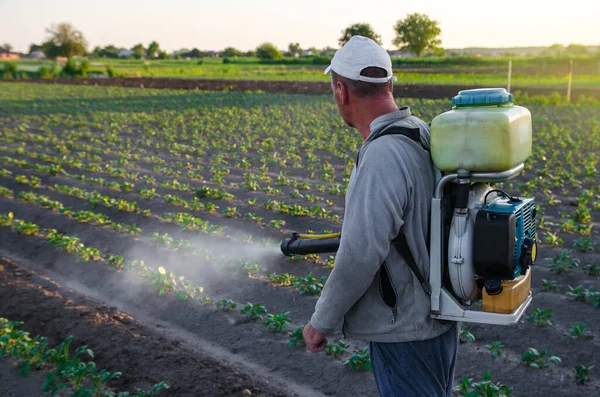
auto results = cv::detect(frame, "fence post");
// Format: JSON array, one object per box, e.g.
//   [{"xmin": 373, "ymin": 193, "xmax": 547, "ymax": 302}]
[
  {"xmin": 507, "ymin": 60, "xmax": 512, "ymax": 92},
  {"xmin": 567, "ymin": 60, "xmax": 573, "ymax": 104}
]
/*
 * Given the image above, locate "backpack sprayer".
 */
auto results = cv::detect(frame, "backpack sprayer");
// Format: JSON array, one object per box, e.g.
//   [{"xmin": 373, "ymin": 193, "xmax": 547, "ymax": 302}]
[{"xmin": 281, "ymin": 88, "xmax": 537, "ymax": 326}]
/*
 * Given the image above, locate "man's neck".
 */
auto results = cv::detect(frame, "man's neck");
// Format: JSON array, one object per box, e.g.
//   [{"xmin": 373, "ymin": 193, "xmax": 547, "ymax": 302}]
[{"xmin": 352, "ymin": 97, "xmax": 399, "ymax": 141}]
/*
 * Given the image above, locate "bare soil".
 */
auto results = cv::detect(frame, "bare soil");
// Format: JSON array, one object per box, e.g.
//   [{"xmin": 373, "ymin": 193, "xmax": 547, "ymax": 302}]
[{"xmin": 6, "ymin": 77, "xmax": 600, "ymax": 100}]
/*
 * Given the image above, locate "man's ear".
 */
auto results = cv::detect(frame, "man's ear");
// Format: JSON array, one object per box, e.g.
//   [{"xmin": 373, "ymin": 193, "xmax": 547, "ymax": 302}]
[{"xmin": 336, "ymin": 81, "xmax": 349, "ymax": 106}]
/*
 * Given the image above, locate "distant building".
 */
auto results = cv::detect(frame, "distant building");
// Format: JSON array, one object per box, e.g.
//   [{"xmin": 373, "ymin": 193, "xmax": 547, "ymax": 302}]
[
  {"xmin": 118, "ymin": 49, "xmax": 135, "ymax": 58},
  {"xmin": 302, "ymin": 50, "xmax": 313, "ymax": 57},
  {"xmin": 28, "ymin": 51, "xmax": 46, "ymax": 60},
  {"xmin": 0, "ymin": 48, "xmax": 21, "ymax": 60},
  {"xmin": 204, "ymin": 51, "xmax": 218, "ymax": 57}
]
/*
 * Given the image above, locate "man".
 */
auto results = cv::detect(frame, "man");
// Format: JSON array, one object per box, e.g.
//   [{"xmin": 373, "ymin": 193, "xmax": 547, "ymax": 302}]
[{"xmin": 302, "ymin": 36, "xmax": 459, "ymax": 396}]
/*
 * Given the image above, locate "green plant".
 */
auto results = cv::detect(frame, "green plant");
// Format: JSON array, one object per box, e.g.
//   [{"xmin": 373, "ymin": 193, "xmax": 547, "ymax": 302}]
[
  {"xmin": 146, "ymin": 266, "xmax": 179, "ymax": 295},
  {"xmin": 324, "ymin": 340, "xmax": 349, "ymax": 358},
  {"xmin": 240, "ymin": 302, "xmax": 267, "ymax": 321},
  {"xmin": 573, "ymin": 365, "xmax": 594, "ymax": 385},
  {"xmin": 583, "ymin": 263, "xmax": 599, "ymax": 276},
  {"xmin": 287, "ymin": 326, "xmax": 305, "ymax": 348},
  {"xmin": 268, "ymin": 273, "xmax": 298, "ymax": 286},
  {"xmin": 460, "ymin": 325, "xmax": 476, "ymax": 343},
  {"xmin": 215, "ymin": 299, "xmax": 237, "ymax": 312},
  {"xmin": 453, "ymin": 371, "xmax": 513, "ymax": 397},
  {"xmin": 544, "ymin": 232, "xmax": 564, "ymax": 247},
  {"xmin": 526, "ymin": 308, "xmax": 553, "ymax": 327},
  {"xmin": 486, "ymin": 341, "xmax": 504, "ymax": 358},
  {"xmin": 343, "ymin": 348, "xmax": 372, "ymax": 371},
  {"xmin": 546, "ymin": 250, "xmax": 579, "ymax": 273},
  {"xmin": 294, "ymin": 272, "xmax": 327, "ymax": 295},
  {"xmin": 542, "ymin": 279, "xmax": 561, "ymax": 292},
  {"xmin": 521, "ymin": 347, "xmax": 561, "ymax": 368},
  {"xmin": 264, "ymin": 312, "xmax": 292, "ymax": 333},
  {"xmin": 573, "ymin": 237, "xmax": 595, "ymax": 253},
  {"xmin": 569, "ymin": 322, "xmax": 592, "ymax": 339}
]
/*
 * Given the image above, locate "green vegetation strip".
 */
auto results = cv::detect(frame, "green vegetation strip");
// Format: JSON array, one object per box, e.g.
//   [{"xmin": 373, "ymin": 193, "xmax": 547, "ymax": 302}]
[{"xmin": 0, "ymin": 318, "xmax": 168, "ymax": 396}]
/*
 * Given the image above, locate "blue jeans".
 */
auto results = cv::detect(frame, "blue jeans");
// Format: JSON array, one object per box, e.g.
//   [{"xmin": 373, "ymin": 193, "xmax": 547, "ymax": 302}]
[{"xmin": 369, "ymin": 323, "xmax": 459, "ymax": 397}]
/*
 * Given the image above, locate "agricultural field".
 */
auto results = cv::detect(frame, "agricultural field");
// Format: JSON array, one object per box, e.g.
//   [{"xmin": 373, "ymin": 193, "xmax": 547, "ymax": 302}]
[
  {"xmin": 7, "ymin": 57, "xmax": 600, "ymax": 89},
  {"xmin": 0, "ymin": 82, "xmax": 599, "ymax": 396}
]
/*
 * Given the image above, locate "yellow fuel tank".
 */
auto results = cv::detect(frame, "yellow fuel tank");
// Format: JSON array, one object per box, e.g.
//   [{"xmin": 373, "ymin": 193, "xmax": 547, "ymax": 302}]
[{"xmin": 482, "ymin": 268, "xmax": 531, "ymax": 314}]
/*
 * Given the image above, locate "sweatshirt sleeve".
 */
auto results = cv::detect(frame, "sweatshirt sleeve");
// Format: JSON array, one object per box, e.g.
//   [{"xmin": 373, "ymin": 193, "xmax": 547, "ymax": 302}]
[{"xmin": 310, "ymin": 140, "xmax": 413, "ymax": 335}]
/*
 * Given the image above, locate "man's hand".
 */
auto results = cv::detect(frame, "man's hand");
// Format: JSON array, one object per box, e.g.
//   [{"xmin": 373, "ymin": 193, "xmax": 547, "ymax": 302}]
[{"xmin": 303, "ymin": 322, "xmax": 328, "ymax": 352}]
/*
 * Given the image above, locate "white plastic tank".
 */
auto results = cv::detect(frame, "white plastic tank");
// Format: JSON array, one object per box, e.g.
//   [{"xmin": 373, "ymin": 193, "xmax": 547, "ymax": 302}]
[{"xmin": 430, "ymin": 88, "xmax": 532, "ymax": 172}]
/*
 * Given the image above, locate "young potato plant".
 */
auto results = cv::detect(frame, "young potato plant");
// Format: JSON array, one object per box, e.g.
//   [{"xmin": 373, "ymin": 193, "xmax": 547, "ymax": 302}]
[
  {"xmin": 573, "ymin": 237, "xmax": 595, "ymax": 253},
  {"xmin": 566, "ymin": 285, "xmax": 600, "ymax": 308},
  {"xmin": 146, "ymin": 266, "xmax": 179, "ymax": 296},
  {"xmin": 268, "ymin": 273, "xmax": 299, "ymax": 287},
  {"xmin": 526, "ymin": 308, "xmax": 553, "ymax": 327},
  {"xmin": 287, "ymin": 326, "xmax": 305, "ymax": 348},
  {"xmin": 264, "ymin": 312, "xmax": 292, "ymax": 333},
  {"xmin": 215, "ymin": 299, "xmax": 237, "ymax": 312},
  {"xmin": 486, "ymin": 341, "xmax": 504, "ymax": 358},
  {"xmin": 325, "ymin": 340, "xmax": 349, "ymax": 358},
  {"xmin": 521, "ymin": 347, "xmax": 561, "ymax": 369},
  {"xmin": 453, "ymin": 371, "xmax": 513, "ymax": 397},
  {"xmin": 0, "ymin": 185, "xmax": 14, "ymax": 198},
  {"xmin": 546, "ymin": 250, "xmax": 579, "ymax": 273},
  {"xmin": 573, "ymin": 365, "xmax": 594, "ymax": 385},
  {"xmin": 343, "ymin": 348, "xmax": 372, "ymax": 371},
  {"xmin": 240, "ymin": 302, "xmax": 268, "ymax": 321},
  {"xmin": 568, "ymin": 322, "xmax": 592, "ymax": 339},
  {"xmin": 0, "ymin": 318, "xmax": 169, "ymax": 397},
  {"xmin": 542, "ymin": 279, "xmax": 561, "ymax": 293},
  {"xmin": 11, "ymin": 219, "xmax": 40, "ymax": 236},
  {"xmin": 582, "ymin": 263, "xmax": 599, "ymax": 276},
  {"xmin": 294, "ymin": 272, "xmax": 327, "ymax": 295},
  {"xmin": 459, "ymin": 325, "xmax": 476, "ymax": 344}
]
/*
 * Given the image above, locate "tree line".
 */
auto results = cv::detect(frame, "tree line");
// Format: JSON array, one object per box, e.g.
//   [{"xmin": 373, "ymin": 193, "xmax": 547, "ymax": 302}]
[{"xmin": 6, "ymin": 14, "xmax": 597, "ymax": 61}]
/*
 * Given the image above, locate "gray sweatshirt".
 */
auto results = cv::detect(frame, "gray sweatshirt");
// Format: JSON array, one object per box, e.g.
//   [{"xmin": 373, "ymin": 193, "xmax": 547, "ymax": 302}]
[{"xmin": 310, "ymin": 106, "xmax": 454, "ymax": 343}]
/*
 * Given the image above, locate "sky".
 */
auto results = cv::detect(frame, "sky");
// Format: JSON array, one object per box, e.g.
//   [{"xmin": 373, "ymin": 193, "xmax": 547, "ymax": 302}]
[{"xmin": 1, "ymin": 0, "xmax": 598, "ymax": 53}]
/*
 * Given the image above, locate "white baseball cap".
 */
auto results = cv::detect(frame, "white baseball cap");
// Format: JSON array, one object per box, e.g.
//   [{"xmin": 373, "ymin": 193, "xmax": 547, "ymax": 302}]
[{"xmin": 324, "ymin": 35, "xmax": 397, "ymax": 83}]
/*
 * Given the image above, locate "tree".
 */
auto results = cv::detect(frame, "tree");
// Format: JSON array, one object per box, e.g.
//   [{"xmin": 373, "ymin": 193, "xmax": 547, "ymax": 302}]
[
  {"xmin": 2, "ymin": 43, "xmax": 13, "ymax": 52},
  {"xmin": 41, "ymin": 23, "xmax": 88, "ymax": 58},
  {"xmin": 187, "ymin": 48, "xmax": 204, "ymax": 58},
  {"xmin": 393, "ymin": 13, "xmax": 442, "ymax": 57},
  {"xmin": 131, "ymin": 43, "xmax": 146, "ymax": 59},
  {"xmin": 28, "ymin": 44, "xmax": 42, "ymax": 54},
  {"xmin": 565, "ymin": 44, "xmax": 589, "ymax": 56},
  {"xmin": 221, "ymin": 47, "xmax": 242, "ymax": 57},
  {"xmin": 339, "ymin": 23, "xmax": 382, "ymax": 46},
  {"xmin": 543, "ymin": 43, "xmax": 565, "ymax": 56},
  {"xmin": 157, "ymin": 50, "xmax": 170, "ymax": 59},
  {"xmin": 288, "ymin": 42, "xmax": 302, "ymax": 56},
  {"xmin": 320, "ymin": 46, "xmax": 336, "ymax": 57},
  {"xmin": 255, "ymin": 42, "xmax": 282, "ymax": 60},
  {"xmin": 147, "ymin": 41, "xmax": 160, "ymax": 59}
]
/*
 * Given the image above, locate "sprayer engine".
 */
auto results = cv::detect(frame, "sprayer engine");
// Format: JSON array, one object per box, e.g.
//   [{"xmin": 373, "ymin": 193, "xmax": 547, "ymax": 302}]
[{"xmin": 447, "ymin": 184, "xmax": 537, "ymax": 314}]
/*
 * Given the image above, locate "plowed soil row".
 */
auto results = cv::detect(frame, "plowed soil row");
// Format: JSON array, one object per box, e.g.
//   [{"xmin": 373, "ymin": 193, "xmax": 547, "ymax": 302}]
[
  {"xmin": 0, "ymin": 256, "xmax": 301, "ymax": 397},
  {"xmin": 5, "ymin": 78, "xmax": 599, "ymax": 100}
]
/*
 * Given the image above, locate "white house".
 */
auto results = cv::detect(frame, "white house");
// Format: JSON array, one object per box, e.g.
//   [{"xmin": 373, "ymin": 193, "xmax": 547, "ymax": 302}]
[
  {"xmin": 28, "ymin": 51, "xmax": 46, "ymax": 60},
  {"xmin": 118, "ymin": 49, "xmax": 134, "ymax": 58}
]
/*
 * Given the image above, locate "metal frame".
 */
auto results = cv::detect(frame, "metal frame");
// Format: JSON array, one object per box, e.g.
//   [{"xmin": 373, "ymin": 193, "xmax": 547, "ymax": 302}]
[{"xmin": 429, "ymin": 164, "xmax": 531, "ymax": 325}]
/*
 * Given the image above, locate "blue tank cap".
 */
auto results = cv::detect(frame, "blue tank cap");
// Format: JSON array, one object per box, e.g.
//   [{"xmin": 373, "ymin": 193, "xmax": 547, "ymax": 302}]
[{"xmin": 452, "ymin": 88, "xmax": 514, "ymax": 106}]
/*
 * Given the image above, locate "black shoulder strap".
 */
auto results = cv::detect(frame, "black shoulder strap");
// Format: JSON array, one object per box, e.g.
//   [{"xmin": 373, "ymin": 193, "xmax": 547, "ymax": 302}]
[
  {"xmin": 391, "ymin": 233, "xmax": 432, "ymax": 297},
  {"xmin": 359, "ymin": 125, "xmax": 432, "ymax": 297},
  {"xmin": 356, "ymin": 126, "xmax": 428, "ymax": 166}
]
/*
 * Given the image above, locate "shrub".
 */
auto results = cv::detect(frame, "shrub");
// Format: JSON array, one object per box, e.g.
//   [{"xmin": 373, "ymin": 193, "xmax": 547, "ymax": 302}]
[{"xmin": 1, "ymin": 61, "xmax": 17, "ymax": 79}]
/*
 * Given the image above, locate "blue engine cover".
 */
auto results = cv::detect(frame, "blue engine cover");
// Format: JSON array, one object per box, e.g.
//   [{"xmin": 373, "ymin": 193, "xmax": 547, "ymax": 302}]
[{"xmin": 482, "ymin": 197, "xmax": 536, "ymax": 278}]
